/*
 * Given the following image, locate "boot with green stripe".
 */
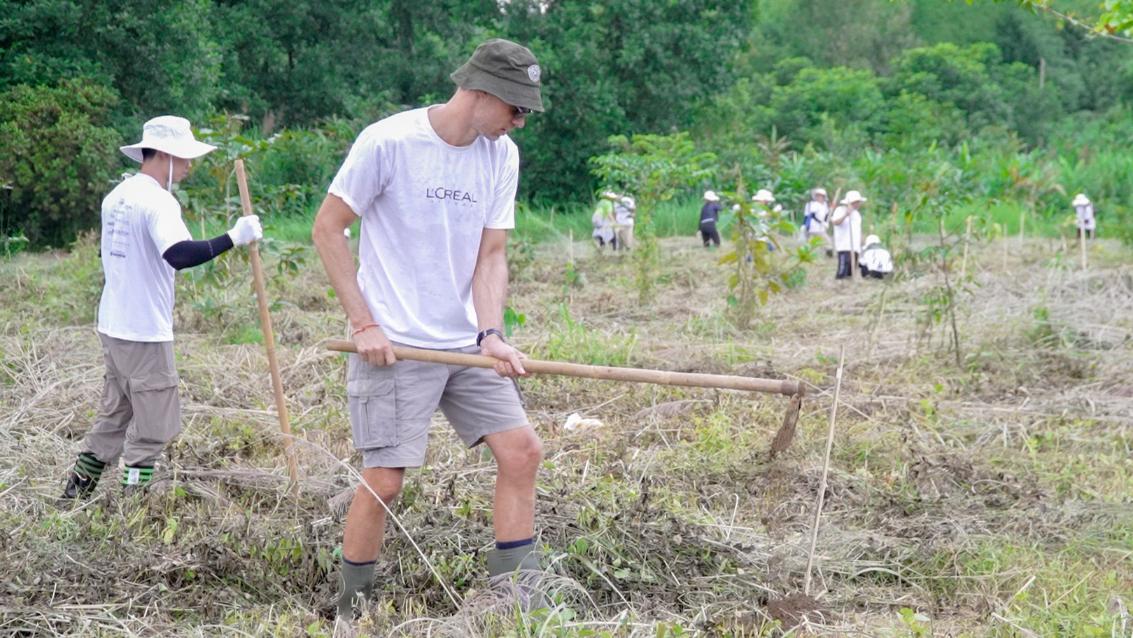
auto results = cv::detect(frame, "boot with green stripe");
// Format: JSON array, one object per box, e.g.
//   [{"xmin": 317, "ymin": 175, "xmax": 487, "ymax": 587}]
[
  {"xmin": 60, "ymin": 452, "xmax": 107, "ymax": 502},
  {"xmin": 121, "ymin": 464, "xmax": 155, "ymax": 497}
]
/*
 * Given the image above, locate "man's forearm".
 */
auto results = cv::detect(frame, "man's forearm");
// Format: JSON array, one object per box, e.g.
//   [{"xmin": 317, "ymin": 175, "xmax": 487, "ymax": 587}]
[{"xmin": 472, "ymin": 249, "xmax": 508, "ymax": 333}]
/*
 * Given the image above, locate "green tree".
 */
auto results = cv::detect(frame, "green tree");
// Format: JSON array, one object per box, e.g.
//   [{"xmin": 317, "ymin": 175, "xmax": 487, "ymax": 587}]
[
  {"xmin": 589, "ymin": 132, "xmax": 716, "ymax": 302},
  {"xmin": 0, "ymin": 79, "xmax": 122, "ymax": 247}
]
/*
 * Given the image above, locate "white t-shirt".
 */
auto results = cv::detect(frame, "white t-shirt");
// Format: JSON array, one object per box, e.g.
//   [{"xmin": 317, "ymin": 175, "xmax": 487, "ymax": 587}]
[
  {"xmin": 832, "ymin": 206, "xmax": 862, "ymax": 252},
  {"xmin": 97, "ymin": 174, "xmax": 192, "ymax": 342},
  {"xmin": 805, "ymin": 201, "xmax": 829, "ymax": 234},
  {"xmin": 1074, "ymin": 204, "xmax": 1095, "ymax": 230},
  {"xmin": 861, "ymin": 245, "xmax": 893, "ymax": 273},
  {"xmin": 329, "ymin": 107, "xmax": 519, "ymax": 349}
]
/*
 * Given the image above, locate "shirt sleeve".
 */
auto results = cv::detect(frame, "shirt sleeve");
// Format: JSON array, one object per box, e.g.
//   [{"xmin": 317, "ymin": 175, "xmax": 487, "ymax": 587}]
[
  {"xmin": 485, "ymin": 140, "xmax": 519, "ymax": 230},
  {"xmin": 147, "ymin": 196, "xmax": 192, "ymax": 255},
  {"xmin": 329, "ymin": 126, "xmax": 390, "ymax": 217}
]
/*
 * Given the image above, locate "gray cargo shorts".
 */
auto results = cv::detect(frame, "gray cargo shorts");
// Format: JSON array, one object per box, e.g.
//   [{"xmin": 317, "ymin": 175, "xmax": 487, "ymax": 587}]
[{"xmin": 346, "ymin": 344, "xmax": 529, "ymax": 468}]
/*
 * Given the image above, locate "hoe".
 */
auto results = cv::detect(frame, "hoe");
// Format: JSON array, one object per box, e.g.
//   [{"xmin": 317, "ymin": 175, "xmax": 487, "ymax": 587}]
[{"xmin": 324, "ymin": 340, "xmax": 805, "ymax": 456}]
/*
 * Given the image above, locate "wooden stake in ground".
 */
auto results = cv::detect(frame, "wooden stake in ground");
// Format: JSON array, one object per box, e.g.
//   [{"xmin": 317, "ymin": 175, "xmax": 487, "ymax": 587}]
[
  {"xmin": 1080, "ymin": 228, "xmax": 1088, "ymax": 270},
  {"xmin": 960, "ymin": 216, "xmax": 972, "ymax": 280},
  {"xmin": 804, "ymin": 345, "xmax": 845, "ymax": 597},
  {"xmin": 235, "ymin": 160, "xmax": 299, "ymax": 489}
]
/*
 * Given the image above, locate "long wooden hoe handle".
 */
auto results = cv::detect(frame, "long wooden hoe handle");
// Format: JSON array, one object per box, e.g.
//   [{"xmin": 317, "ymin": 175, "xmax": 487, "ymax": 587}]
[
  {"xmin": 324, "ymin": 340, "xmax": 802, "ymax": 396},
  {"xmin": 235, "ymin": 160, "xmax": 299, "ymax": 489}
]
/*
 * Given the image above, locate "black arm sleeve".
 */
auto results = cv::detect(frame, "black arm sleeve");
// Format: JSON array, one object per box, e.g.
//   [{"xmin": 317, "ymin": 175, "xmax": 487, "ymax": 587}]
[{"xmin": 162, "ymin": 233, "xmax": 235, "ymax": 270}]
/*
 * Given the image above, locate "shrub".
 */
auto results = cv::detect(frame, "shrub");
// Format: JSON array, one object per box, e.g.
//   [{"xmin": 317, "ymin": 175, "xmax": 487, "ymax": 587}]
[{"xmin": 0, "ymin": 78, "xmax": 121, "ymax": 248}]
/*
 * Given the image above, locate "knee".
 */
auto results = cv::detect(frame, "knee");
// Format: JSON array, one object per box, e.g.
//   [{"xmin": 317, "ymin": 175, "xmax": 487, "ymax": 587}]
[
  {"xmin": 358, "ymin": 472, "xmax": 403, "ymax": 506},
  {"xmin": 498, "ymin": 433, "xmax": 543, "ymax": 474}
]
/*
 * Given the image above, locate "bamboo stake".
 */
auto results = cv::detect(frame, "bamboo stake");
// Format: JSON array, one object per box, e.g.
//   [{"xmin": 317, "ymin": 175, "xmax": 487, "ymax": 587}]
[
  {"xmin": 324, "ymin": 340, "xmax": 801, "ymax": 396},
  {"xmin": 1080, "ymin": 227, "xmax": 1088, "ymax": 270},
  {"xmin": 960, "ymin": 216, "xmax": 972, "ymax": 279},
  {"xmin": 235, "ymin": 160, "xmax": 299, "ymax": 490},
  {"xmin": 804, "ymin": 345, "xmax": 845, "ymax": 596}
]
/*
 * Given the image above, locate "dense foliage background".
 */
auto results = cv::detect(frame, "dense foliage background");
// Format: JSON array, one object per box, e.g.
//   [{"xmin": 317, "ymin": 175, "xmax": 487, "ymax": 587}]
[{"xmin": 2, "ymin": 0, "xmax": 1132, "ymax": 247}]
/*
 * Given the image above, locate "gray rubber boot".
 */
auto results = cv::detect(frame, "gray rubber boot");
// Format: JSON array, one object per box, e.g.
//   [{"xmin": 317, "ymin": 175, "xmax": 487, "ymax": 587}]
[
  {"xmin": 487, "ymin": 544, "xmax": 547, "ymax": 611},
  {"xmin": 337, "ymin": 559, "xmax": 376, "ymax": 618}
]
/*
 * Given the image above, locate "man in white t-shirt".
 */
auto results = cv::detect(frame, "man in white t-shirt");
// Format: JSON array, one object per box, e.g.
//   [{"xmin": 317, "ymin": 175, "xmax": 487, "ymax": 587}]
[
  {"xmin": 802, "ymin": 187, "xmax": 831, "ymax": 255},
  {"xmin": 1072, "ymin": 193, "xmax": 1096, "ymax": 239},
  {"xmin": 831, "ymin": 190, "xmax": 865, "ymax": 279},
  {"xmin": 311, "ymin": 39, "xmax": 546, "ymax": 619},
  {"xmin": 60, "ymin": 116, "xmax": 263, "ymax": 502}
]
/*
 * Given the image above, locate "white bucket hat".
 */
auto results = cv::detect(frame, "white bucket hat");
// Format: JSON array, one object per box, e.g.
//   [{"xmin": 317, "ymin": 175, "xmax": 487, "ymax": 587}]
[
  {"xmin": 752, "ymin": 189, "xmax": 775, "ymax": 203},
  {"xmin": 1072, "ymin": 193, "xmax": 1090, "ymax": 206},
  {"xmin": 841, "ymin": 190, "xmax": 867, "ymax": 205},
  {"xmin": 703, "ymin": 190, "xmax": 719, "ymax": 202},
  {"xmin": 120, "ymin": 116, "xmax": 216, "ymax": 163},
  {"xmin": 812, "ymin": 187, "xmax": 827, "ymax": 198},
  {"xmin": 864, "ymin": 234, "xmax": 880, "ymax": 247}
]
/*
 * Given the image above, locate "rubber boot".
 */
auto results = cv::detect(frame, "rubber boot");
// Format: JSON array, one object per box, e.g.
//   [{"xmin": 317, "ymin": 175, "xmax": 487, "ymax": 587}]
[{"xmin": 487, "ymin": 544, "xmax": 547, "ymax": 611}]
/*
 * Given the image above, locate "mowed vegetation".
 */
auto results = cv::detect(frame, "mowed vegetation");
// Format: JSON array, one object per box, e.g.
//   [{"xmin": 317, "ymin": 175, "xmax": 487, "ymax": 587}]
[
  {"xmin": 1, "ymin": 228, "xmax": 1131, "ymax": 636},
  {"xmin": 2, "ymin": 0, "xmax": 1133, "ymax": 636}
]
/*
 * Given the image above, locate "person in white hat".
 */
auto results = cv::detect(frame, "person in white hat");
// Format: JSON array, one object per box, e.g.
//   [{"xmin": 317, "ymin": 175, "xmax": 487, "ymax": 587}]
[
  {"xmin": 613, "ymin": 193, "xmax": 636, "ymax": 250},
  {"xmin": 802, "ymin": 188, "xmax": 831, "ymax": 255},
  {"xmin": 591, "ymin": 191, "xmax": 617, "ymax": 249},
  {"xmin": 699, "ymin": 190, "xmax": 722, "ymax": 247},
  {"xmin": 1072, "ymin": 193, "xmax": 1095, "ymax": 239},
  {"xmin": 831, "ymin": 190, "xmax": 866, "ymax": 279},
  {"xmin": 859, "ymin": 234, "xmax": 893, "ymax": 279},
  {"xmin": 59, "ymin": 115, "xmax": 264, "ymax": 503}
]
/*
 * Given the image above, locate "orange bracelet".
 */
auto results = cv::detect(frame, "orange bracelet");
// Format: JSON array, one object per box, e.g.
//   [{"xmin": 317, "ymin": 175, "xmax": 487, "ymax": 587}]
[{"xmin": 351, "ymin": 322, "xmax": 380, "ymax": 337}]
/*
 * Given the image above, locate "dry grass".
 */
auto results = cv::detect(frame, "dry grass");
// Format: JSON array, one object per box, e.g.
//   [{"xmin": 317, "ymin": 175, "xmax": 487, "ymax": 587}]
[{"xmin": 1, "ymin": 233, "xmax": 1131, "ymax": 636}]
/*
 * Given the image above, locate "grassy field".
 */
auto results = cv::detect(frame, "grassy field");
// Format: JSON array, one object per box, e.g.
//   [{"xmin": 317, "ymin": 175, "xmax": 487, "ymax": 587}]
[
  {"xmin": 180, "ymin": 192, "xmax": 1081, "ymax": 250},
  {"xmin": 1, "ymin": 225, "xmax": 1131, "ymax": 636}
]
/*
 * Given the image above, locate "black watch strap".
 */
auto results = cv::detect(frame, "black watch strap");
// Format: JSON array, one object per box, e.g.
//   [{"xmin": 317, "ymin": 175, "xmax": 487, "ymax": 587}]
[{"xmin": 476, "ymin": 328, "xmax": 505, "ymax": 347}]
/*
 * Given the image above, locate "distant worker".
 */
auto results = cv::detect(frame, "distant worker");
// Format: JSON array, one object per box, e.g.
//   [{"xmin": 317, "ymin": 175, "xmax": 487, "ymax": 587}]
[
  {"xmin": 859, "ymin": 234, "xmax": 893, "ymax": 279},
  {"xmin": 592, "ymin": 192, "xmax": 616, "ymax": 250},
  {"xmin": 831, "ymin": 190, "xmax": 865, "ymax": 279},
  {"xmin": 1072, "ymin": 193, "xmax": 1095, "ymax": 239},
  {"xmin": 802, "ymin": 187, "xmax": 831, "ymax": 256},
  {"xmin": 699, "ymin": 190, "xmax": 722, "ymax": 248},
  {"xmin": 752, "ymin": 189, "xmax": 778, "ymax": 250},
  {"xmin": 613, "ymin": 193, "xmax": 636, "ymax": 250}
]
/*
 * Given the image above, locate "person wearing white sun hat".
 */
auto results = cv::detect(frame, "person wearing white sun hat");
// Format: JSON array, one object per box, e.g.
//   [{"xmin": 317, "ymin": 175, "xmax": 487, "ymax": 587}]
[
  {"xmin": 1071, "ymin": 193, "xmax": 1095, "ymax": 239},
  {"xmin": 699, "ymin": 190, "xmax": 723, "ymax": 247},
  {"xmin": 859, "ymin": 234, "xmax": 893, "ymax": 279},
  {"xmin": 59, "ymin": 115, "xmax": 263, "ymax": 505},
  {"xmin": 831, "ymin": 190, "xmax": 866, "ymax": 279},
  {"xmin": 802, "ymin": 187, "xmax": 831, "ymax": 256}
]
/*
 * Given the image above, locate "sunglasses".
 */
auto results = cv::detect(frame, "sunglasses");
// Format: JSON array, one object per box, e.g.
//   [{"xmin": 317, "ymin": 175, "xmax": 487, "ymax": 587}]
[{"xmin": 511, "ymin": 105, "xmax": 533, "ymax": 118}]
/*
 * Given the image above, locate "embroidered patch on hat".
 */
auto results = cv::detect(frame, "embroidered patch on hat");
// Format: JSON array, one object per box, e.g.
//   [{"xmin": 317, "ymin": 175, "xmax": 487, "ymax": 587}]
[{"xmin": 527, "ymin": 64, "xmax": 541, "ymax": 83}]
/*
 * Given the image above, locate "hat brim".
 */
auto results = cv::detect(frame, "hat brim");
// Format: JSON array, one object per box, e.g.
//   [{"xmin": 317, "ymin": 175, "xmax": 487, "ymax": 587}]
[
  {"xmin": 120, "ymin": 139, "xmax": 217, "ymax": 163},
  {"xmin": 451, "ymin": 64, "xmax": 544, "ymax": 112}
]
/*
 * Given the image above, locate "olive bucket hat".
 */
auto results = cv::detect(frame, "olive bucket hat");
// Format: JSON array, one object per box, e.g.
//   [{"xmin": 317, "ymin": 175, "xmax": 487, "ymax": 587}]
[{"xmin": 451, "ymin": 38, "xmax": 544, "ymax": 112}]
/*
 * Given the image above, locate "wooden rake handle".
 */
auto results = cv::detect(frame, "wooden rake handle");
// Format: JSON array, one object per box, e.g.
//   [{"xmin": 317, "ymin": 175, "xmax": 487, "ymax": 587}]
[{"xmin": 324, "ymin": 340, "xmax": 802, "ymax": 397}]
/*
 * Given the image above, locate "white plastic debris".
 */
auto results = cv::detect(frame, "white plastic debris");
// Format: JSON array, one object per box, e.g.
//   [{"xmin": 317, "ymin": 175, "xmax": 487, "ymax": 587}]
[{"xmin": 564, "ymin": 412, "xmax": 604, "ymax": 432}]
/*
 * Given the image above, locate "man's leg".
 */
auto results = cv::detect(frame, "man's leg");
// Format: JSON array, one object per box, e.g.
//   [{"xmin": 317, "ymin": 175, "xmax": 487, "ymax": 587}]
[
  {"xmin": 120, "ymin": 340, "xmax": 180, "ymax": 492},
  {"xmin": 62, "ymin": 334, "xmax": 133, "ymax": 501},
  {"xmin": 483, "ymin": 426, "xmax": 545, "ymax": 608},
  {"xmin": 483, "ymin": 427, "xmax": 543, "ymax": 543},
  {"xmin": 339, "ymin": 466, "xmax": 405, "ymax": 616}
]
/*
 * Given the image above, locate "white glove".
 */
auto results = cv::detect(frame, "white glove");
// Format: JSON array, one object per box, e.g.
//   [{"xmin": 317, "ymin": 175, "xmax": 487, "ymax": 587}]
[{"xmin": 228, "ymin": 215, "xmax": 263, "ymax": 246}]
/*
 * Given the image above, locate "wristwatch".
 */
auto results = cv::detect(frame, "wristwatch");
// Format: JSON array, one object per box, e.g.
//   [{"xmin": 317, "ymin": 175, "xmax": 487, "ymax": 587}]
[{"xmin": 476, "ymin": 328, "xmax": 505, "ymax": 347}]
